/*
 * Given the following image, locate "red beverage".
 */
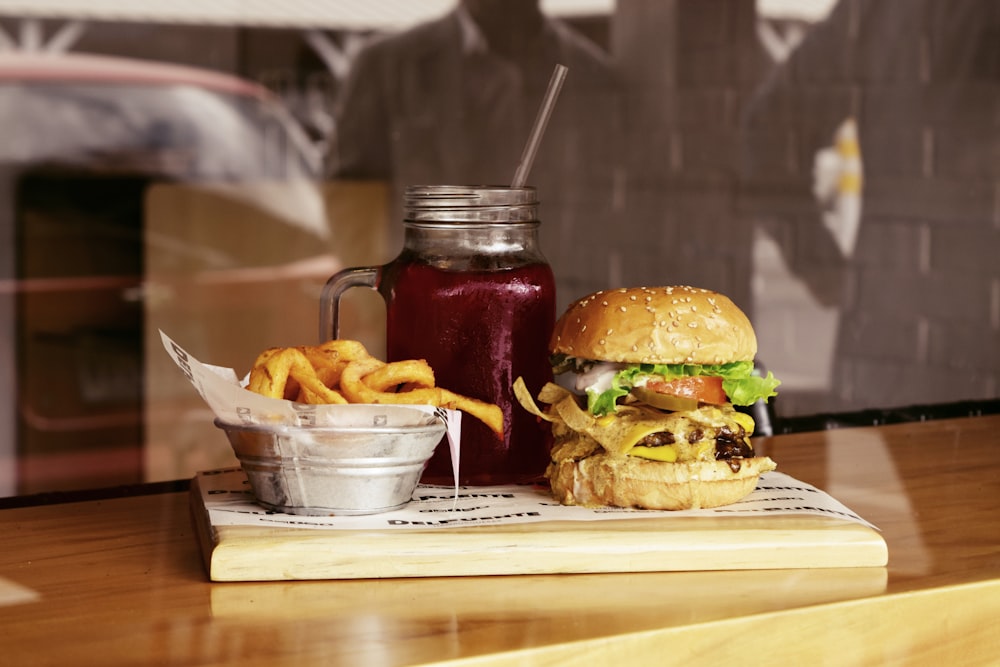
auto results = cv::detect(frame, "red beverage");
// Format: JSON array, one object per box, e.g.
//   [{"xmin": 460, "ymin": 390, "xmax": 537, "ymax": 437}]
[
  {"xmin": 384, "ymin": 260, "xmax": 555, "ymax": 485},
  {"xmin": 320, "ymin": 185, "xmax": 554, "ymax": 486}
]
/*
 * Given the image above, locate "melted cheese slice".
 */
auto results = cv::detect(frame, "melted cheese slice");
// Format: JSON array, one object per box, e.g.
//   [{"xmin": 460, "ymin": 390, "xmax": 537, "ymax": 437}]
[
  {"xmin": 515, "ymin": 380, "xmax": 756, "ymax": 464},
  {"xmin": 628, "ymin": 444, "xmax": 678, "ymax": 462}
]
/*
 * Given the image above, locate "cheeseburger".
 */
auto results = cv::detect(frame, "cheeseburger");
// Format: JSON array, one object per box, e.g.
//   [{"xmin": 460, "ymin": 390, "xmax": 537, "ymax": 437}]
[{"xmin": 515, "ymin": 285, "xmax": 780, "ymax": 510}]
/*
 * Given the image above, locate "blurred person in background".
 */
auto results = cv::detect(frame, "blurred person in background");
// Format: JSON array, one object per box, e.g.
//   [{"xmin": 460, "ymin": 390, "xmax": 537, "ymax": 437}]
[
  {"xmin": 329, "ymin": 0, "xmax": 622, "ymax": 310},
  {"xmin": 741, "ymin": 0, "xmax": 1000, "ymax": 413}
]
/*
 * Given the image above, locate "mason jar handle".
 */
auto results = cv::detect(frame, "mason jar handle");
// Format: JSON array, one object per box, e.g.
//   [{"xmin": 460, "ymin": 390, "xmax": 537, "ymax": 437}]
[{"xmin": 319, "ymin": 266, "xmax": 380, "ymax": 342}]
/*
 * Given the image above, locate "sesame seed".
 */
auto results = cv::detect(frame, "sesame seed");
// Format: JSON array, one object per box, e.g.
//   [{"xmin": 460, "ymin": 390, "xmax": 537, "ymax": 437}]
[
  {"xmin": 606, "ymin": 328, "xmax": 614, "ymax": 335},
  {"xmin": 688, "ymin": 322, "xmax": 698, "ymax": 328},
  {"xmin": 619, "ymin": 305, "xmax": 627, "ymax": 312}
]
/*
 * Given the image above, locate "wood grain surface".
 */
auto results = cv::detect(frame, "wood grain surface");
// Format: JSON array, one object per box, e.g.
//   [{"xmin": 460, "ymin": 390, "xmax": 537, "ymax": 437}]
[
  {"xmin": 191, "ymin": 473, "xmax": 887, "ymax": 581},
  {"xmin": 2, "ymin": 415, "xmax": 999, "ymax": 665}
]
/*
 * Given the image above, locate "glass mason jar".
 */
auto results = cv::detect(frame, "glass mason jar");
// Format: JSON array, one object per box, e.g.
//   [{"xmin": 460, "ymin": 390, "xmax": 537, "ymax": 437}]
[{"xmin": 320, "ymin": 185, "xmax": 556, "ymax": 485}]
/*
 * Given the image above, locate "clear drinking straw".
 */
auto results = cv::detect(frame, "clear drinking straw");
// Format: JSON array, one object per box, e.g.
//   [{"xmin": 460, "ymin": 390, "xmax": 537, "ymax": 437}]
[{"xmin": 511, "ymin": 63, "xmax": 569, "ymax": 187}]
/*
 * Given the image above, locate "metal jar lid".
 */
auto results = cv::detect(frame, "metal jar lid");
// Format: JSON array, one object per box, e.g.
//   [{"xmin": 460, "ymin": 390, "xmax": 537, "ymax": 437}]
[{"xmin": 404, "ymin": 185, "xmax": 538, "ymax": 223}]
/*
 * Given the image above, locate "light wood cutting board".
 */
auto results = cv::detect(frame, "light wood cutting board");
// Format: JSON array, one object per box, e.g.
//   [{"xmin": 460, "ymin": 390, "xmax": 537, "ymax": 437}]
[{"xmin": 189, "ymin": 475, "xmax": 888, "ymax": 582}]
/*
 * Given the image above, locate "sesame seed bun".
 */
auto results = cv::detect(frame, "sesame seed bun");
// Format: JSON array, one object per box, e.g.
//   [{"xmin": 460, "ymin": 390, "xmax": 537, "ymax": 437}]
[{"xmin": 550, "ymin": 286, "xmax": 757, "ymax": 365}]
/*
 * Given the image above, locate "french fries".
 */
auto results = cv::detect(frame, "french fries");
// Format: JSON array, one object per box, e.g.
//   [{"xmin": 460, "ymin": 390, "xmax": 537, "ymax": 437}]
[
  {"xmin": 248, "ymin": 347, "xmax": 341, "ymax": 404},
  {"xmin": 246, "ymin": 340, "xmax": 504, "ymax": 438}
]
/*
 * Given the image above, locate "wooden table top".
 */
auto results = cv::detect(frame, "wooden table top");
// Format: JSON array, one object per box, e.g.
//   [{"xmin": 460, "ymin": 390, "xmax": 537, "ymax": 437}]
[{"xmin": 2, "ymin": 415, "xmax": 1000, "ymax": 665}]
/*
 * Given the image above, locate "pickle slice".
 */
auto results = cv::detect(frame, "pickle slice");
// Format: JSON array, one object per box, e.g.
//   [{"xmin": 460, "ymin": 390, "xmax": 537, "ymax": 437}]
[{"xmin": 630, "ymin": 387, "xmax": 698, "ymax": 413}]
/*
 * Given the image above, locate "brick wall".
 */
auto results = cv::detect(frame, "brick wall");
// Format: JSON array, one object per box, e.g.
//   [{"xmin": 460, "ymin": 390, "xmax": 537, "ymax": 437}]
[
  {"xmin": 612, "ymin": 0, "xmax": 768, "ymax": 316},
  {"xmin": 741, "ymin": 0, "xmax": 1000, "ymax": 413},
  {"xmin": 615, "ymin": 0, "xmax": 999, "ymax": 416}
]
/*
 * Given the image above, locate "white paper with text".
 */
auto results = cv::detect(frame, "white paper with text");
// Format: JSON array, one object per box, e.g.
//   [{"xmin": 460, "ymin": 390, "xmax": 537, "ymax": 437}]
[{"xmin": 196, "ymin": 468, "xmax": 878, "ymax": 531}]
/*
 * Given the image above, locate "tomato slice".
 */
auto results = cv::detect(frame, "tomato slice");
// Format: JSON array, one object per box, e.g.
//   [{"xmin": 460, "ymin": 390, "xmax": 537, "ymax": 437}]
[{"xmin": 645, "ymin": 376, "xmax": 728, "ymax": 406}]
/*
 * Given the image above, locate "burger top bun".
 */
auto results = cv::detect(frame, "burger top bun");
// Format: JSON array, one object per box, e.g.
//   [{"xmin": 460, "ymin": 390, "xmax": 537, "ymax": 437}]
[{"xmin": 550, "ymin": 286, "xmax": 757, "ymax": 365}]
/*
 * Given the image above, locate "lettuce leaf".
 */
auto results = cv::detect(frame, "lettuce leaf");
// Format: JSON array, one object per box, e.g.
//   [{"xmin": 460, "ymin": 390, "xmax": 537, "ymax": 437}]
[
  {"xmin": 586, "ymin": 379, "xmax": 631, "ymax": 416},
  {"xmin": 585, "ymin": 361, "xmax": 780, "ymax": 415},
  {"xmin": 723, "ymin": 371, "xmax": 781, "ymax": 407}
]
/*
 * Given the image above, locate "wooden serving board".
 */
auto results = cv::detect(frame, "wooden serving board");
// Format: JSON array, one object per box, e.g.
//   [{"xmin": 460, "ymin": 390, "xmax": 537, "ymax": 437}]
[{"xmin": 189, "ymin": 472, "xmax": 888, "ymax": 582}]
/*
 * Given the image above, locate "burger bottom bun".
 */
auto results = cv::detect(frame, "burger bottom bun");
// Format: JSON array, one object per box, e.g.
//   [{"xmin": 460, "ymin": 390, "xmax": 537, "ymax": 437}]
[{"xmin": 546, "ymin": 454, "xmax": 777, "ymax": 511}]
